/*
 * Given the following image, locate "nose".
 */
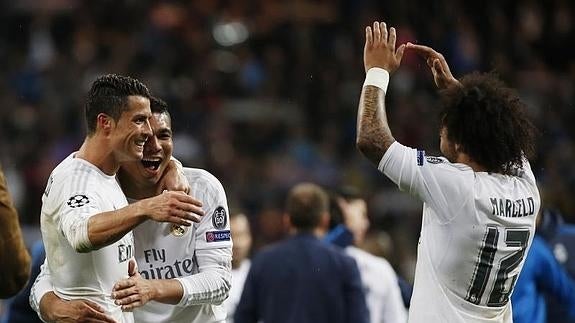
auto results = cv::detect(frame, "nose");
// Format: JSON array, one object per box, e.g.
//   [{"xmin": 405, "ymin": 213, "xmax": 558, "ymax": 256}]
[
  {"xmin": 145, "ymin": 134, "xmax": 161, "ymax": 153},
  {"xmin": 143, "ymin": 119, "xmax": 153, "ymax": 138}
]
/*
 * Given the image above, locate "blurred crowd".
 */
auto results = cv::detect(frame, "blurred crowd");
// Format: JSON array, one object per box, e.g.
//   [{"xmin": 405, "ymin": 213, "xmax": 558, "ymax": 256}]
[{"xmin": 1, "ymin": 0, "xmax": 574, "ymax": 281}]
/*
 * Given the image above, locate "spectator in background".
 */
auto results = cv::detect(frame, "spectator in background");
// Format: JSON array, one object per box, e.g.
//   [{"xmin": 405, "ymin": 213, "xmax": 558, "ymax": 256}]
[
  {"xmin": 234, "ymin": 183, "xmax": 369, "ymax": 323},
  {"xmin": 0, "ymin": 166, "xmax": 31, "ymax": 298},
  {"xmin": 0, "ymin": 240, "xmax": 42, "ymax": 323},
  {"xmin": 537, "ymin": 209, "xmax": 575, "ymax": 323},
  {"xmin": 224, "ymin": 210, "xmax": 253, "ymax": 323},
  {"xmin": 327, "ymin": 186, "xmax": 407, "ymax": 323}
]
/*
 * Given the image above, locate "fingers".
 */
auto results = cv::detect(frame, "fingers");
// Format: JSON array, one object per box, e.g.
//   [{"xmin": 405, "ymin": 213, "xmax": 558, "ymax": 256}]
[
  {"xmin": 365, "ymin": 26, "xmax": 373, "ymax": 47},
  {"xmin": 76, "ymin": 300, "xmax": 117, "ymax": 323},
  {"xmin": 373, "ymin": 21, "xmax": 381, "ymax": 43},
  {"xmin": 406, "ymin": 43, "xmax": 439, "ymax": 57},
  {"xmin": 380, "ymin": 22, "xmax": 388, "ymax": 43},
  {"xmin": 388, "ymin": 26, "xmax": 396, "ymax": 47},
  {"xmin": 82, "ymin": 300, "xmax": 107, "ymax": 313},
  {"xmin": 396, "ymin": 44, "xmax": 406, "ymax": 62},
  {"xmin": 128, "ymin": 259, "xmax": 138, "ymax": 276}
]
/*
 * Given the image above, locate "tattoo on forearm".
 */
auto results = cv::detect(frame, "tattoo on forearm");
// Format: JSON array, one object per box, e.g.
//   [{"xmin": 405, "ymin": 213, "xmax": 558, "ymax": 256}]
[{"xmin": 356, "ymin": 85, "xmax": 395, "ymax": 165}]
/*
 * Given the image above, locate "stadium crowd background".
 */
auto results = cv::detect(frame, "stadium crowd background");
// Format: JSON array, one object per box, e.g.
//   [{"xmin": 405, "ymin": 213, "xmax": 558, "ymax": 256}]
[{"xmin": 0, "ymin": 0, "xmax": 574, "ymax": 283}]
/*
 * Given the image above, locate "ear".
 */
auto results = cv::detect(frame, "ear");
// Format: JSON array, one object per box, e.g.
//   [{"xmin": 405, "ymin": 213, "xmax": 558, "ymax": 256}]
[
  {"xmin": 96, "ymin": 113, "xmax": 114, "ymax": 133},
  {"xmin": 319, "ymin": 211, "xmax": 330, "ymax": 230}
]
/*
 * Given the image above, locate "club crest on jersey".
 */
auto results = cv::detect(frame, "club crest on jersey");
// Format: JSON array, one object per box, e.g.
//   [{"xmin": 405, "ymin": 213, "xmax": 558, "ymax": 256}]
[
  {"xmin": 212, "ymin": 206, "xmax": 227, "ymax": 229},
  {"xmin": 206, "ymin": 230, "xmax": 231, "ymax": 242},
  {"xmin": 67, "ymin": 194, "xmax": 90, "ymax": 208},
  {"xmin": 170, "ymin": 224, "xmax": 187, "ymax": 237}
]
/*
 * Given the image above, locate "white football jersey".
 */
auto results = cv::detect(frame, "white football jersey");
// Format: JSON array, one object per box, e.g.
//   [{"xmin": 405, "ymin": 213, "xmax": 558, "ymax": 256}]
[
  {"xmin": 132, "ymin": 167, "xmax": 232, "ymax": 323},
  {"xmin": 379, "ymin": 142, "xmax": 540, "ymax": 323},
  {"xmin": 345, "ymin": 246, "xmax": 407, "ymax": 323},
  {"xmin": 39, "ymin": 153, "xmax": 134, "ymax": 323}
]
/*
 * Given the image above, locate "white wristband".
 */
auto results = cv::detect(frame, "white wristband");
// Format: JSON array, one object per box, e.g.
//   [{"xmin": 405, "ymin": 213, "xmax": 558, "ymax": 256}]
[{"xmin": 363, "ymin": 67, "xmax": 390, "ymax": 92}]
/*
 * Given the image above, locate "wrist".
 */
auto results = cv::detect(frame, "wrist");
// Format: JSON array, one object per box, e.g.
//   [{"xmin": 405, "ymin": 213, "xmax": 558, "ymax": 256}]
[{"xmin": 363, "ymin": 67, "xmax": 390, "ymax": 92}]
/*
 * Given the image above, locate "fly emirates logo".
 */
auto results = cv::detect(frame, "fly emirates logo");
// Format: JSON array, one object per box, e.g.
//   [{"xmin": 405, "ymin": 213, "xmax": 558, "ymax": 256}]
[{"xmin": 139, "ymin": 248, "xmax": 194, "ymax": 279}]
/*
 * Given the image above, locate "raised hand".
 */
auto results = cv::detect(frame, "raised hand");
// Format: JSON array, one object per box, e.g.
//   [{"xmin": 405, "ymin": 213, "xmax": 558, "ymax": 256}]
[
  {"xmin": 406, "ymin": 43, "xmax": 460, "ymax": 89},
  {"xmin": 136, "ymin": 190, "xmax": 204, "ymax": 226},
  {"xmin": 364, "ymin": 21, "xmax": 406, "ymax": 74}
]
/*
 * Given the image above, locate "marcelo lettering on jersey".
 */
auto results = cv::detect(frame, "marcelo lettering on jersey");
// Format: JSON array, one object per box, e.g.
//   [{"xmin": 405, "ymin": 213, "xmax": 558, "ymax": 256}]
[
  {"xmin": 490, "ymin": 197, "xmax": 535, "ymax": 217},
  {"xmin": 140, "ymin": 248, "xmax": 194, "ymax": 279}
]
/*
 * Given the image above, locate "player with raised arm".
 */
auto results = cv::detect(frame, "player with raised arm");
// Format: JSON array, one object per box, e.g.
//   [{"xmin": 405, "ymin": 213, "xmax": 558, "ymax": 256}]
[
  {"xmin": 32, "ymin": 97, "xmax": 231, "ymax": 323},
  {"xmin": 356, "ymin": 21, "xmax": 540, "ymax": 322}
]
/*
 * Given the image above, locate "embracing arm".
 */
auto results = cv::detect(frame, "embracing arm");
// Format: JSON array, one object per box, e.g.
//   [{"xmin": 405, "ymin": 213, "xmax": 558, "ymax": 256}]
[
  {"xmin": 356, "ymin": 21, "xmax": 404, "ymax": 166},
  {"xmin": 62, "ymin": 191, "xmax": 203, "ymax": 253},
  {"xmin": 112, "ymin": 248, "xmax": 232, "ymax": 309}
]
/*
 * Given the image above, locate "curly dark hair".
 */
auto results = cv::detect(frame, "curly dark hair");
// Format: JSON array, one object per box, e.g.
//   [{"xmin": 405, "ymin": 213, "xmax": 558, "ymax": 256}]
[
  {"xmin": 439, "ymin": 72, "xmax": 537, "ymax": 175},
  {"xmin": 85, "ymin": 74, "xmax": 151, "ymax": 135}
]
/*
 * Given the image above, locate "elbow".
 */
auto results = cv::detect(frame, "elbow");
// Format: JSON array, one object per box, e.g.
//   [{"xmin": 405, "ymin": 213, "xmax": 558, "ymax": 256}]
[{"xmin": 70, "ymin": 238, "xmax": 94, "ymax": 253}]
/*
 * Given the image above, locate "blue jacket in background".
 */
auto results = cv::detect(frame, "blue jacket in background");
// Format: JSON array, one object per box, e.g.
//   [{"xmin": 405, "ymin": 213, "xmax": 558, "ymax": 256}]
[
  {"xmin": 511, "ymin": 235, "xmax": 575, "ymax": 323},
  {"xmin": 538, "ymin": 209, "xmax": 575, "ymax": 323},
  {"xmin": 234, "ymin": 233, "xmax": 369, "ymax": 323}
]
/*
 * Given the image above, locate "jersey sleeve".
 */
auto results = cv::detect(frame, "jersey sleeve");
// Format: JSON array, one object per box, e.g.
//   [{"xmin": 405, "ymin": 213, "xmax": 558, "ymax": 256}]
[
  {"xmin": 52, "ymin": 182, "xmax": 104, "ymax": 252},
  {"xmin": 378, "ymin": 141, "xmax": 471, "ymax": 222},
  {"xmin": 175, "ymin": 247, "xmax": 232, "ymax": 306},
  {"xmin": 193, "ymin": 171, "xmax": 232, "ymax": 250}
]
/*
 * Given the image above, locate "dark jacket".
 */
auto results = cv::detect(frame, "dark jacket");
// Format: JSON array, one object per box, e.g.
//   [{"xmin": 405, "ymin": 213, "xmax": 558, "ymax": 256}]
[{"xmin": 234, "ymin": 233, "xmax": 369, "ymax": 323}]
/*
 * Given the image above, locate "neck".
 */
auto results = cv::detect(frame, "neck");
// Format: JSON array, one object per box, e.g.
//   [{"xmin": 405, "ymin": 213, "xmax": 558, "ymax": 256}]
[
  {"xmin": 118, "ymin": 171, "xmax": 157, "ymax": 200},
  {"xmin": 456, "ymin": 153, "xmax": 487, "ymax": 172},
  {"xmin": 76, "ymin": 136, "xmax": 120, "ymax": 176}
]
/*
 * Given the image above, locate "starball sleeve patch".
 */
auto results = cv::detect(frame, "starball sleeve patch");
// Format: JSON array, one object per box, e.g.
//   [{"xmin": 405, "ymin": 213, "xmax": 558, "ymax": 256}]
[
  {"xmin": 211, "ymin": 206, "xmax": 227, "ymax": 229},
  {"xmin": 66, "ymin": 194, "xmax": 90, "ymax": 208}
]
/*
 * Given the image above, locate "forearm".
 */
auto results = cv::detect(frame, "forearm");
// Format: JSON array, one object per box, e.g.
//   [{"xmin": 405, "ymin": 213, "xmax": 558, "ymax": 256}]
[
  {"xmin": 0, "ymin": 171, "xmax": 31, "ymax": 298},
  {"xmin": 356, "ymin": 84, "xmax": 395, "ymax": 165},
  {"xmin": 39, "ymin": 292, "xmax": 63, "ymax": 322},
  {"xmin": 149, "ymin": 279, "xmax": 184, "ymax": 304},
  {"xmin": 87, "ymin": 203, "xmax": 146, "ymax": 249}
]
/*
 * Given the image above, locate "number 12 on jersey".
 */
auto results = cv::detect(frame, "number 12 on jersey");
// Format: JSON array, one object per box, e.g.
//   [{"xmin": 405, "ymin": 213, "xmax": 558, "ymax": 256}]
[{"xmin": 465, "ymin": 226, "xmax": 530, "ymax": 307}]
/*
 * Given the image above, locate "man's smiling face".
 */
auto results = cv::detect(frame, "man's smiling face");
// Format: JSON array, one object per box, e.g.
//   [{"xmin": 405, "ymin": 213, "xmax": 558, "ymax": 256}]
[{"xmin": 121, "ymin": 111, "xmax": 173, "ymax": 186}]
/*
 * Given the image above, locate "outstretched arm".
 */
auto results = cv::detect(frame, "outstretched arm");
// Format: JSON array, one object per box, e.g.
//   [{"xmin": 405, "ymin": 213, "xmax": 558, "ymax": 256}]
[{"xmin": 356, "ymin": 21, "xmax": 405, "ymax": 166}]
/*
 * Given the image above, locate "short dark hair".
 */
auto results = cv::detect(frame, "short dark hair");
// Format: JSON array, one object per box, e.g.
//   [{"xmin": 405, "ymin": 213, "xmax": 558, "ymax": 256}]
[
  {"xmin": 85, "ymin": 74, "xmax": 151, "ymax": 135},
  {"xmin": 286, "ymin": 183, "xmax": 329, "ymax": 231},
  {"xmin": 439, "ymin": 72, "xmax": 537, "ymax": 175},
  {"xmin": 150, "ymin": 96, "xmax": 169, "ymax": 115}
]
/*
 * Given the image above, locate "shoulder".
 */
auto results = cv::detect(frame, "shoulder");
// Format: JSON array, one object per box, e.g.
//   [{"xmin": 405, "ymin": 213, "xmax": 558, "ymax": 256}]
[{"xmin": 184, "ymin": 168, "xmax": 226, "ymax": 194}]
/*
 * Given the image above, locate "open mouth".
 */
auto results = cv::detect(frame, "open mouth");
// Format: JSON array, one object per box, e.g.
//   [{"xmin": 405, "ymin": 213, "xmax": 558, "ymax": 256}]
[{"xmin": 141, "ymin": 159, "xmax": 162, "ymax": 171}]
